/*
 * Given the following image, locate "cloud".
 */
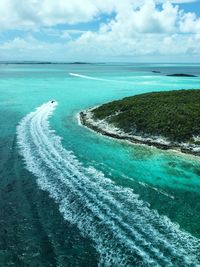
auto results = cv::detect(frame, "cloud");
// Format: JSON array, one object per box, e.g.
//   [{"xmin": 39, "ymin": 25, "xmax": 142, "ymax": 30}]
[
  {"xmin": 66, "ymin": 0, "xmax": 200, "ymax": 59},
  {"xmin": 179, "ymin": 11, "xmax": 200, "ymax": 33},
  {"xmin": 0, "ymin": 0, "xmax": 119, "ymax": 29},
  {"xmin": 0, "ymin": 0, "xmax": 200, "ymax": 61},
  {"xmin": 0, "ymin": 36, "xmax": 68, "ymax": 60},
  {"xmin": 1, "ymin": 0, "xmax": 197, "ymax": 30},
  {"xmin": 162, "ymin": 0, "xmax": 198, "ymax": 3}
]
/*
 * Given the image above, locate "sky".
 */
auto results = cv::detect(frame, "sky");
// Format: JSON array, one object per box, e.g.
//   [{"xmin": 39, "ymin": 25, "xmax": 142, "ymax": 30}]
[{"xmin": 0, "ymin": 0, "xmax": 200, "ymax": 62}]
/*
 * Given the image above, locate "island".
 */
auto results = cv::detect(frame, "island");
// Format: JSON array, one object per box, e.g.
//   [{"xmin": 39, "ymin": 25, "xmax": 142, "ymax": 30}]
[
  {"xmin": 152, "ymin": 70, "xmax": 161, "ymax": 74},
  {"xmin": 68, "ymin": 62, "xmax": 92, "ymax": 64},
  {"xmin": 79, "ymin": 89, "xmax": 200, "ymax": 156},
  {"xmin": 166, "ymin": 74, "xmax": 198, "ymax": 77}
]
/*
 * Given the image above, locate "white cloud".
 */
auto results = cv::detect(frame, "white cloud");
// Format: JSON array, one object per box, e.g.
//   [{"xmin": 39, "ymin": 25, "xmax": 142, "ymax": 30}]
[
  {"xmin": 0, "ymin": 0, "xmax": 200, "ymax": 61},
  {"xmin": 113, "ymin": 1, "xmax": 179, "ymax": 34},
  {"xmin": 1, "ymin": 0, "xmax": 197, "ymax": 30},
  {"xmin": 179, "ymin": 11, "xmax": 200, "ymax": 33},
  {"xmin": 0, "ymin": 0, "xmax": 121, "ymax": 29},
  {"xmin": 66, "ymin": 0, "xmax": 200, "ymax": 59},
  {"xmin": 0, "ymin": 36, "xmax": 68, "ymax": 60}
]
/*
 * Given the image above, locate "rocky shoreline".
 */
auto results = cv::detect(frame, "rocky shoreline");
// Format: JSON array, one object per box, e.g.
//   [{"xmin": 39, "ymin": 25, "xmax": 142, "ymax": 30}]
[{"xmin": 79, "ymin": 108, "xmax": 200, "ymax": 157}]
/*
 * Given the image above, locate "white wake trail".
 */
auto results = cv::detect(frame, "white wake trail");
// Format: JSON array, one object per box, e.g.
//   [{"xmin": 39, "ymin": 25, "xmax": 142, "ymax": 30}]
[
  {"xmin": 17, "ymin": 102, "xmax": 200, "ymax": 267},
  {"xmin": 69, "ymin": 72, "xmax": 121, "ymax": 83}
]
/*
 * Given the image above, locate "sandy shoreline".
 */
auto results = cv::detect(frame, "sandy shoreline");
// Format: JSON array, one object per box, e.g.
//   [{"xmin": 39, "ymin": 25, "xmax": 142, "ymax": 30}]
[{"xmin": 79, "ymin": 108, "xmax": 200, "ymax": 157}]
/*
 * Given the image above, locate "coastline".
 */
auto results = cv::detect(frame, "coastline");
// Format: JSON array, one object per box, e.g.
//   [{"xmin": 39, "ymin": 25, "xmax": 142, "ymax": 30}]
[{"xmin": 79, "ymin": 108, "xmax": 200, "ymax": 157}]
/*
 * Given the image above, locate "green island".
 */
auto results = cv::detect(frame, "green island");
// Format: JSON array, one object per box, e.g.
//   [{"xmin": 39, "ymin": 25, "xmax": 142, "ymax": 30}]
[{"xmin": 80, "ymin": 89, "xmax": 200, "ymax": 156}]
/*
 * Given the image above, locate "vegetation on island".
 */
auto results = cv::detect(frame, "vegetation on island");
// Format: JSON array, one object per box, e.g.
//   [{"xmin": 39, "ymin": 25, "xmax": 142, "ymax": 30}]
[
  {"xmin": 92, "ymin": 89, "xmax": 200, "ymax": 143},
  {"xmin": 166, "ymin": 74, "xmax": 197, "ymax": 77}
]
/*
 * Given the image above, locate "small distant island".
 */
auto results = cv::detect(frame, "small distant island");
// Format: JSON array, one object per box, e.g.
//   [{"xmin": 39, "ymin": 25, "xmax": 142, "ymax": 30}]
[
  {"xmin": 79, "ymin": 89, "xmax": 200, "ymax": 156},
  {"xmin": 152, "ymin": 70, "xmax": 161, "ymax": 74},
  {"xmin": 150, "ymin": 71, "xmax": 198, "ymax": 77},
  {"xmin": 166, "ymin": 73, "xmax": 198, "ymax": 77},
  {"xmin": 0, "ymin": 61, "xmax": 93, "ymax": 65},
  {"xmin": 69, "ymin": 62, "xmax": 91, "ymax": 64}
]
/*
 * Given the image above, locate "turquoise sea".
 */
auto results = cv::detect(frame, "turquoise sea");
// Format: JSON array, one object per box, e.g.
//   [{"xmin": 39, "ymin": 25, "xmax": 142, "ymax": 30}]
[{"xmin": 1, "ymin": 63, "xmax": 200, "ymax": 266}]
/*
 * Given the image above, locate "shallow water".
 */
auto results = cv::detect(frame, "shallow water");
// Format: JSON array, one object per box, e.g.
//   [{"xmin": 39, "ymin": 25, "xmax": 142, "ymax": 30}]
[{"xmin": 1, "ymin": 63, "xmax": 200, "ymax": 266}]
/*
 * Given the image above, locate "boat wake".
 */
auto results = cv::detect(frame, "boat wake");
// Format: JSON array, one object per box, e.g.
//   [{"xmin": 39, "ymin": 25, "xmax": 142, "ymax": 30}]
[
  {"xmin": 17, "ymin": 102, "xmax": 200, "ymax": 266},
  {"xmin": 69, "ymin": 72, "xmax": 121, "ymax": 83}
]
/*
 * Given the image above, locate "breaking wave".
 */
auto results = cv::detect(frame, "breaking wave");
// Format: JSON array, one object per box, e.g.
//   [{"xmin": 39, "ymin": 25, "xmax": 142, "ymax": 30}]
[{"xmin": 17, "ymin": 102, "xmax": 200, "ymax": 266}]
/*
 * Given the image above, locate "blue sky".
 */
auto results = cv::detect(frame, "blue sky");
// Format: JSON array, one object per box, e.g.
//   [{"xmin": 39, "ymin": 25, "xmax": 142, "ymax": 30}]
[
  {"xmin": 179, "ymin": 1, "xmax": 200, "ymax": 15},
  {"xmin": 0, "ymin": 0, "xmax": 200, "ymax": 62}
]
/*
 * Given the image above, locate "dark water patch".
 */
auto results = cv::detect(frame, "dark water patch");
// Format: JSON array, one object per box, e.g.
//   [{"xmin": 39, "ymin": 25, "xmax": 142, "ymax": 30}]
[
  {"xmin": 162, "ymin": 160, "xmax": 195, "ymax": 180},
  {"xmin": 0, "ymin": 137, "xmax": 98, "ymax": 266},
  {"xmin": 129, "ymin": 145, "xmax": 156, "ymax": 160},
  {"xmin": 89, "ymin": 152, "xmax": 200, "ymax": 239},
  {"xmin": 107, "ymin": 169, "xmax": 200, "ymax": 239},
  {"xmin": 156, "ymin": 176, "xmax": 162, "ymax": 180},
  {"xmin": 193, "ymin": 168, "xmax": 200, "ymax": 176},
  {"xmin": 168, "ymin": 161, "xmax": 177, "ymax": 168},
  {"xmin": 0, "ymin": 109, "xmax": 22, "ymax": 137},
  {"xmin": 179, "ymin": 161, "xmax": 197, "ymax": 170},
  {"xmin": 165, "ymin": 167, "xmax": 192, "ymax": 179},
  {"xmin": 179, "ymin": 161, "xmax": 200, "ymax": 177},
  {"xmin": 140, "ymin": 186, "xmax": 200, "ymax": 239}
]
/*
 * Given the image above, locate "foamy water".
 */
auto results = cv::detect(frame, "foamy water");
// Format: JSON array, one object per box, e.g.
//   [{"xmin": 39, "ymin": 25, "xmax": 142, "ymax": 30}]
[
  {"xmin": 17, "ymin": 102, "xmax": 200, "ymax": 266},
  {"xmin": 69, "ymin": 72, "xmax": 133, "ymax": 84},
  {"xmin": 69, "ymin": 72, "xmax": 114, "ymax": 82}
]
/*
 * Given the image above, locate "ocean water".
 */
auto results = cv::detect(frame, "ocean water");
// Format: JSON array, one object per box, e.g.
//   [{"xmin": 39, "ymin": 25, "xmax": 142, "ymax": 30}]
[{"xmin": 1, "ymin": 63, "xmax": 200, "ymax": 266}]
